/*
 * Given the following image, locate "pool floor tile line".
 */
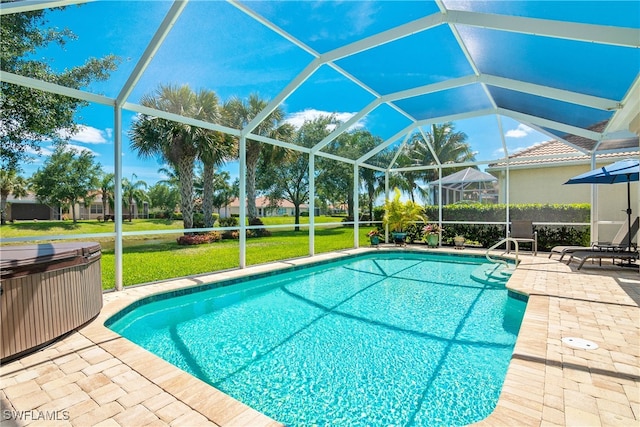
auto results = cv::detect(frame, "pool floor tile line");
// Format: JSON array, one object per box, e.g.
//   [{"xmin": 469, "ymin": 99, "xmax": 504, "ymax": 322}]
[{"xmin": 1, "ymin": 248, "xmax": 638, "ymax": 426}]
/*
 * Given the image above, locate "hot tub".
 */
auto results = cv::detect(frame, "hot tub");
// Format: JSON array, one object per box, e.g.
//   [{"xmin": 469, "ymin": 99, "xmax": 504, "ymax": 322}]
[{"xmin": 0, "ymin": 242, "xmax": 103, "ymax": 362}]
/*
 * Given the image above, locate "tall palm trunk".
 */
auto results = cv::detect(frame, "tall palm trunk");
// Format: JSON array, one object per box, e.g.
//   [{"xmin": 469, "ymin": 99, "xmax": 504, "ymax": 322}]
[
  {"xmin": 177, "ymin": 155, "xmax": 195, "ymax": 230},
  {"xmin": 0, "ymin": 191, "xmax": 8, "ymax": 225},
  {"xmin": 202, "ymin": 162, "xmax": 215, "ymax": 228},
  {"xmin": 128, "ymin": 196, "xmax": 134, "ymax": 221},
  {"xmin": 246, "ymin": 142, "xmax": 260, "ymax": 219},
  {"xmin": 368, "ymin": 187, "xmax": 375, "ymax": 226}
]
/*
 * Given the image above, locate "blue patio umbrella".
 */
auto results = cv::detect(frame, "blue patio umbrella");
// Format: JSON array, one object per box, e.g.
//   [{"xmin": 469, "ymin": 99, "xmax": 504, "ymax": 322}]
[{"xmin": 564, "ymin": 158, "xmax": 639, "ymax": 251}]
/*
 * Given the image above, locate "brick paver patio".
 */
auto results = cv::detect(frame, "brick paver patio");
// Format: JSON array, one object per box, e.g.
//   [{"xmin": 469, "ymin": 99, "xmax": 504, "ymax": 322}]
[{"xmin": 1, "ymin": 247, "xmax": 638, "ymax": 426}]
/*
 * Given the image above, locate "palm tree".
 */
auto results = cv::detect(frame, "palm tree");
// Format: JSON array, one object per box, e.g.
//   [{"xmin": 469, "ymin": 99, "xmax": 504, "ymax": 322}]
[
  {"xmin": 392, "ymin": 150, "xmax": 430, "ymax": 203},
  {"xmin": 0, "ymin": 168, "xmax": 28, "ymax": 224},
  {"xmin": 360, "ymin": 166, "xmax": 384, "ymax": 225},
  {"xmin": 97, "ymin": 172, "xmax": 114, "ymax": 221},
  {"xmin": 210, "ymin": 172, "xmax": 238, "ymax": 216},
  {"xmin": 129, "ymin": 84, "xmax": 223, "ymax": 230},
  {"xmin": 222, "ymin": 93, "xmax": 293, "ymax": 220},
  {"xmin": 409, "ymin": 122, "xmax": 476, "ymax": 184},
  {"xmin": 121, "ymin": 174, "xmax": 147, "ymax": 222}
]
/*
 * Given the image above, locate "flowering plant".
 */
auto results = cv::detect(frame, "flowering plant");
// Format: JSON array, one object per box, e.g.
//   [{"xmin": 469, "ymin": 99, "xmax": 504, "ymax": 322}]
[
  {"xmin": 367, "ymin": 229, "xmax": 381, "ymax": 237},
  {"xmin": 422, "ymin": 224, "xmax": 442, "ymax": 235}
]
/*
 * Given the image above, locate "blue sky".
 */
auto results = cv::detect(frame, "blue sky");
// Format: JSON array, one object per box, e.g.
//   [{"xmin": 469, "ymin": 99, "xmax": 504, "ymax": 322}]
[{"xmin": 19, "ymin": 0, "xmax": 617, "ymax": 185}]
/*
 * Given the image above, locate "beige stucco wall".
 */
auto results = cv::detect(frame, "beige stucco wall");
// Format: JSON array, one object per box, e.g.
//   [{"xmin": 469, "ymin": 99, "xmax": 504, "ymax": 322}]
[{"xmin": 491, "ymin": 160, "xmax": 639, "ymax": 243}]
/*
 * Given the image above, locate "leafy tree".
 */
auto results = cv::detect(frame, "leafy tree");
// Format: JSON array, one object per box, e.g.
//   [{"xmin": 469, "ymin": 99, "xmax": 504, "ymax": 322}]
[
  {"xmin": 223, "ymin": 94, "xmax": 293, "ymax": 220},
  {"xmin": 121, "ymin": 174, "xmax": 147, "ymax": 221},
  {"xmin": 30, "ymin": 143, "xmax": 101, "ymax": 222},
  {"xmin": 0, "ymin": 168, "xmax": 28, "ymax": 224},
  {"xmin": 97, "ymin": 172, "xmax": 114, "ymax": 221},
  {"xmin": 148, "ymin": 182, "xmax": 179, "ymax": 214},
  {"xmin": 259, "ymin": 116, "xmax": 336, "ymax": 230},
  {"xmin": 0, "ymin": 9, "xmax": 119, "ymax": 168},
  {"xmin": 317, "ymin": 129, "xmax": 380, "ymax": 219},
  {"xmin": 129, "ymin": 84, "xmax": 223, "ymax": 230}
]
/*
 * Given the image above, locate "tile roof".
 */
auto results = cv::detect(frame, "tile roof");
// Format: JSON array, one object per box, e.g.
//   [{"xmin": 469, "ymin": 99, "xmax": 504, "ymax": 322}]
[
  {"xmin": 488, "ymin": 121, "xmax": 638, "ymax": 169},
  {"xmin": 228, "ymin": 197, "xmax": 307, "ymax": 209}
]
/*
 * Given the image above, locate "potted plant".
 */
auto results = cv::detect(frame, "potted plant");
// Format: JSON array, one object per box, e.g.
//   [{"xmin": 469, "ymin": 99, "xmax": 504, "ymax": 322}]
[
  {"xmin": 383, "ymin": 188, "xmax": 426, "ymax": 245},
  {"xmin": 422, "ymin": 223, "xmax": 442, "ymax": 247},
  {"xmin": 367, "ymin": 229, "xmax": 381, "ymax": 246},
  {"xmin": 453, "ymin": 235, "xmax": 465, "ymax": 249}
]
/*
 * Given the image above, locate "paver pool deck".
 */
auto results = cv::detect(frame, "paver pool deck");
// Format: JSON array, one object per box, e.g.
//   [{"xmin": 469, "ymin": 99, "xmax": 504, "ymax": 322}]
[{"xmin": 1, "ymin": 247, "xmax": 638, "ymax": 426}]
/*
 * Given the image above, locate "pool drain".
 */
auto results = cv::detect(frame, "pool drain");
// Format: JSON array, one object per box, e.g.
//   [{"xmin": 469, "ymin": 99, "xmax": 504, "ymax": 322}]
[{"xmin": 562, "ymin": 337, "xmax": 599, "ymax": 350}]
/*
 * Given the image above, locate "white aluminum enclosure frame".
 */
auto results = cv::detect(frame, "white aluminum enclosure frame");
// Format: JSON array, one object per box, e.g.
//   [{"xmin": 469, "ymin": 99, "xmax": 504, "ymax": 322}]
[{"xmin": 1, "ymin": 0, "xmax": 638, "ymax": 290}]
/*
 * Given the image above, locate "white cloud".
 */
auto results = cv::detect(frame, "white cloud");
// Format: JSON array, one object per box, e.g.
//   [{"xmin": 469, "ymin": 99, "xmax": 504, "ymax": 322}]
[
  {"xmin": 505, "ymin": 124, "xmax": 534, "ymax": 138},
  {"xmin": 58, "ymin": 125, "xmax": 110, "ymax": 144},
  {"xmin": 24, "ymin": 145, "xmax": 54, "ymax": 157},
  {"xmin": 284, "ymin": 109, "xmax": 365, "ymax": 131},
  {"xmin": 64, "ymin": 144, "xmax": 100, "ymax": 157}
]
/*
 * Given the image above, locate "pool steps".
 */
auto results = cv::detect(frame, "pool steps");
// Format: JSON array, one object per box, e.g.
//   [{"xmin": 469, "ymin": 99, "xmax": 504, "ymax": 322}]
[{"xmin": 470, "ymin": 264, "xmax": 512, "ymax": 286}]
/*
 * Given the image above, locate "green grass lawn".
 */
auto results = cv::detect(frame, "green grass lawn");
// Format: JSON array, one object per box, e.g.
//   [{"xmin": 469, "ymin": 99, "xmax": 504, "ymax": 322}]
[
  {"xmin": 0, "ymin": 216, "xmax": 345, "ymax": 238},
  {"xmin": 0, "ymin": 218, "xmax": 184, "ymax": 238},
  {"xmin": 1, "ymin": 217, "xmax": 376, "ymax": 290}
]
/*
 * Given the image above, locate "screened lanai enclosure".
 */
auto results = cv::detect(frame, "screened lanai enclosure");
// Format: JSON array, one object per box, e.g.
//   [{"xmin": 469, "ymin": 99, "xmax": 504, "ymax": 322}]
[{"xmin": 1, "ymin": 0, "xmax": 639, "ymax": 290}]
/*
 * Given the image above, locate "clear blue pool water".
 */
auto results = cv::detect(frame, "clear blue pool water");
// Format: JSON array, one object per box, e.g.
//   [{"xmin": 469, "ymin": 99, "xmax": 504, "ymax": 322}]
[{"xmin": 107, "ymin": 252, "xmax": 526, "ymax": 426}]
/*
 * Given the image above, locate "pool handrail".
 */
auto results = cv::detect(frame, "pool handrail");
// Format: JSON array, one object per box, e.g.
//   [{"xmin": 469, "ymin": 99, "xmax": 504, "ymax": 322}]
[{"xmin": 486, "ymin": 237, "xmax": 519, "ymax": 270}]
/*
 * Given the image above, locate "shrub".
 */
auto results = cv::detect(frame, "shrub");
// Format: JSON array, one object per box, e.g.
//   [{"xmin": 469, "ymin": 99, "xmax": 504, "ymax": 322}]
[
  {"xmin": 341, "ymin": 216, "xmax": 354, "ymax": 227},
  {"xmin": 176, "ymin": 231, "xmax": 221, "ymax": 245},
  {"xmin": 219, "ymin": 216, "xmax": 238, "ymax": 227},
  {"xmin": 249, "ymin": 217, "xmax": 271, "ymax": 237},
  {"xmin": 222, "ymin": 230, "xmax": 239, "ymax": 239},
  {"xmin": 373, "ymin": 206, "xmax": 385, "ymax": 222},
  {"xmin": 300, "ymin": 211, "xmax": 309, "ymax": 217},
  {"xmin": 192, "ymin": 212, "xmax": 220, "ymax": 228}
]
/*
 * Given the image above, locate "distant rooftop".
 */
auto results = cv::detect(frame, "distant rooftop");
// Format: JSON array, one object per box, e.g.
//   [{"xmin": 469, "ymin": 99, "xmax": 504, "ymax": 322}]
[{"xmin": 488, "ymin": 120, "xmax": 639, "ymax": 169}]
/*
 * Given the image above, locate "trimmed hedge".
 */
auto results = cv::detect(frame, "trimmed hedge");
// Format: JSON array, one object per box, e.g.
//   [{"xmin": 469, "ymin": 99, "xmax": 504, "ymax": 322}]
[
  {"xmin": 404, "ymin": 203, "xmax": 591, "ymax": 251},
  {"xmin": 422, "ymin": 203, "xmax": 590, "ymax": 223}
]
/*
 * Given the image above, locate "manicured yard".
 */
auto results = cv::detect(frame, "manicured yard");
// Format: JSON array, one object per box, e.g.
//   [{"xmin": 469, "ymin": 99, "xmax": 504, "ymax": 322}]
[{"xmin": 1, "ymin": 217, "xmax": 378, "ymax": 290}]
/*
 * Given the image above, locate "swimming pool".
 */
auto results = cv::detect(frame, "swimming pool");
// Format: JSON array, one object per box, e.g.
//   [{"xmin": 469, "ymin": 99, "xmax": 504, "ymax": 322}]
[{"xmin": 107, "ymin": 251, "xmax": 526, "ymax": 426}]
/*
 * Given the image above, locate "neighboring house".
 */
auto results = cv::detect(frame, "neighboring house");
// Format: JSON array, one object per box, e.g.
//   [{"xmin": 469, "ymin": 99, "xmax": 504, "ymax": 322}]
[
  {"xmin": 226, "ymin": 197, "xmax": 309, "ymax": 217},
  {"xmin": 5, "ymin": 193, "xmax": 143, "ymax": 221},
  {"xmin": 5, "ymin": 193, "xmax": 56, "ymax": 220},
  {"xmin": 486, "ymin": 125, "xmax": 639, "ymax": 242},
  {"xmin": 81, "ymin": 193, "xmax": 145, "ymax": 220}
]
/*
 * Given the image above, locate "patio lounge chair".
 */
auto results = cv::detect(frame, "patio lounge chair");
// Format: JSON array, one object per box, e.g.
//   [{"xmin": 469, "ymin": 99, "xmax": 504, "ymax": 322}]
[
  {"xmin": 549, "ymin": 217, "xmax": 639, "ymax": 261},
  {"xmin": 508, "ymin": 220, "xmax": 537, "ymax": 256},
  {"xmin": 566, "ymin": 249, "xmax": 639, "ymax": 270}
]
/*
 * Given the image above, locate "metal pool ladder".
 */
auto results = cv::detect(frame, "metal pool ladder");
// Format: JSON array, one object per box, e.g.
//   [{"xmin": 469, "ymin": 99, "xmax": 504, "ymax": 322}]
[{"xmin": 486, "ymin": 237, "xmax": 519, "ymax": 270}]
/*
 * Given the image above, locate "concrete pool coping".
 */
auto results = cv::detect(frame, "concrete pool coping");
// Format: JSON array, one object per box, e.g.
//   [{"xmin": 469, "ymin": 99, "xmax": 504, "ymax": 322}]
[{"xmin": 1, "ymin": 247, "xmax": 638, "ymax": 426}]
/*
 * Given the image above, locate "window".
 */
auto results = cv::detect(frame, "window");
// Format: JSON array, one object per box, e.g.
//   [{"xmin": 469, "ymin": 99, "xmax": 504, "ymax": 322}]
[{"xmin": 90, "ymin": 204, "xmax": 103, "ymax": 214}]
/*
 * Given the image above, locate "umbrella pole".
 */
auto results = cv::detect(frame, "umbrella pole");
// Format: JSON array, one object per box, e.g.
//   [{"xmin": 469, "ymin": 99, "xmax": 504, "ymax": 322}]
[{"xmin": 627, "ymin": 177, "xmax": 632, "ymax": 252}]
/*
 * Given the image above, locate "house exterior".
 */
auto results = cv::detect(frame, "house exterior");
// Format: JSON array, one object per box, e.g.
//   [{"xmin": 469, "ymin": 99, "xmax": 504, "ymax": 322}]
[
  {"xmin": 5, "ymin": 193, "xmax": 56, "ymax": 220},
  {"xmin": 486, "ymin": 128, "xmax": 639, "ymax": 242},
  {"xmin": 5, "ymin": 193, "xmax": 142, "ymax": 221},
  {"xmin": 226, "ymin": 197, "xmax": 309, "ymax": 217}
]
